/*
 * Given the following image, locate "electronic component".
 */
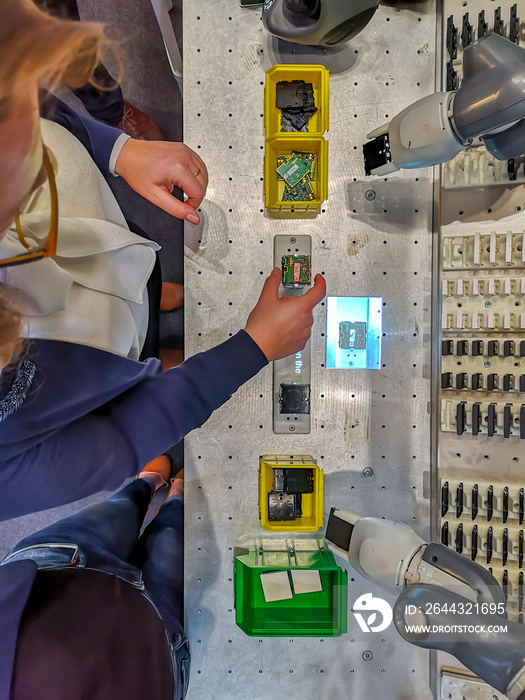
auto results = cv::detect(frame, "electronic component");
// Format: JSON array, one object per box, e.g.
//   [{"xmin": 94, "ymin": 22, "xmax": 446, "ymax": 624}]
[
  {"xmin": 281, "ymin": 255, "xmax": 311, "ymax": 289},
  {"xmin": 339, "ymin": 321, "xmax": 367, "ymax": 350},
  {"xmin": 267, "ymin": 467, "xmax": 314, "ymax": 522},
  {"xmin": 276, "ymin": 80, "xmax": 317, "ymax": 132},
  {"xmin": 442, "ymin": 339, "xmax": 453, "ymax": 356},
  {"xmin": 279, "ymin": 382, "xmax": 310, "ymax": 414},
  {"xmin": 472, "ymin": 340, "xmax": 484, "ymax": 356},
  {"xmin": 276, "ymin": 153, "xmax": 310, "ymax": 187}
]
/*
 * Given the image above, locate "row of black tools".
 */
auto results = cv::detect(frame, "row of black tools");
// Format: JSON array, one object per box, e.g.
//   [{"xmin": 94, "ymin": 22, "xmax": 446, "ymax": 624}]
[
  {"xmin": 442, "ymin": 482, "xmax": 524, "ymax": 563},
  {"xmin": 442, "ymin": 339, "xmax": 525, "ymax": 392},
  {"xmin": 455, "ymin": 400, "xmax": 525, "ymax": 437},
  {"xmin": 442, "ymin": 517, "xmax": 523, "ymax": 613}
]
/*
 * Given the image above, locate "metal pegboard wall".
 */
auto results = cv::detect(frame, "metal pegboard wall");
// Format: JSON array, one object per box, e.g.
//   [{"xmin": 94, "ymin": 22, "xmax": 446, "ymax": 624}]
[{"xmin": 184, "ymin": 2, "xmax": 437, "ymax": 698}]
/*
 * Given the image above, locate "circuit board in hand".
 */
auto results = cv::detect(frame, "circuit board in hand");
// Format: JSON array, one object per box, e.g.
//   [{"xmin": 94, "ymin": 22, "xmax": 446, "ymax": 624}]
[
  {"xmin": 339, "ymin": 321, "xmax": 367, "ymax": 350},
  {"xmin": 281, "ymin": 255, "xmax": 311, "ymax": 288}
]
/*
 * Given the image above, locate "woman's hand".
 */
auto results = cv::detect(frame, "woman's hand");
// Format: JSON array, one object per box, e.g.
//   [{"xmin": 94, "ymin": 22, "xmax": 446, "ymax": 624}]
[
  {"xmin": 114, "ymin": 139, "xmax": 208, "ymax": 224},
  {"xmin": 245, "ymin": 268, "xmax": 326, "ymax": 362}
]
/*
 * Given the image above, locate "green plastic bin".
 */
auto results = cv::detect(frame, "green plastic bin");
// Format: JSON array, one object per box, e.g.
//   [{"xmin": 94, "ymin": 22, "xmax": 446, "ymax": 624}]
[{"xmin": 234, "ymin": 540, "xmax": 347, "ymax": 637}]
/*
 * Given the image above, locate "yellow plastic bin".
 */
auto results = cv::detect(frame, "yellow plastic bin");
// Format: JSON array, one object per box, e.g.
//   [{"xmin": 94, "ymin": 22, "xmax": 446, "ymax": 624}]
[
  {"xmin": 259, "ymin": 454, "xmax": 324, "ymax": 532},
  {"xmin": 264, "ymin": 64, "xmax": 330, "ymax": 138},
  {"xmin": 264, "ymin": 134, "xmax": 328, "ymax": 215}
]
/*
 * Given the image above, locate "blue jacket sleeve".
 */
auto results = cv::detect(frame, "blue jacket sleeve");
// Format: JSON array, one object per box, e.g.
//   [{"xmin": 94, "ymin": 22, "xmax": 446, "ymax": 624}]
[
  {"xmin": 41, "ymin": 94, "xmax": 124, "ymax": 175},
  {"xmin": 0, "ymin": 331, "xmax": 267, "ymax": 520}
]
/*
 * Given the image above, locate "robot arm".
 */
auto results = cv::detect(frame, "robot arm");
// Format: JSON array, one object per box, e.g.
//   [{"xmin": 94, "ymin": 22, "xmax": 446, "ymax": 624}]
[
  {"xmin": 363, "ymin": 33, "xmax": 525, "ymax": 175},
  {"xmin": 326, "ymin": 507, "xmax": 525, "ymax": 699}
]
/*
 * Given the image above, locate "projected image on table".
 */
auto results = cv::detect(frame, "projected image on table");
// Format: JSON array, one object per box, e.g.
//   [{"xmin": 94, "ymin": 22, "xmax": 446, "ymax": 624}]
[{"xmin": 326, "ymin": 296, "xmax": 382, "ymax": 369}]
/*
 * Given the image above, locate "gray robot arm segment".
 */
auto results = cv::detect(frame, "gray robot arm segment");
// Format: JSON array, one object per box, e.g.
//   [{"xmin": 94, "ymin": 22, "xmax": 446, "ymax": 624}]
[{"xmin": 394, "ymin": 585, "xmax": 525, "ymax": 700}]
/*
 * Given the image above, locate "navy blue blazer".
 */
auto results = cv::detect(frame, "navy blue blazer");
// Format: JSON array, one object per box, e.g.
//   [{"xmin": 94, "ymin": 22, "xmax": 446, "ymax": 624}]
[{"xmin": 0, "ymin": 106, "xmax": 268, "ymax": 698}]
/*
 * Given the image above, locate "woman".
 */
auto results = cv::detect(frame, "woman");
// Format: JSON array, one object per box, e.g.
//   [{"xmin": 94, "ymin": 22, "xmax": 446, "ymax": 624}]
[{"xmin": 0, "ymin": 0, "xmax": 326, "ymax": 521}]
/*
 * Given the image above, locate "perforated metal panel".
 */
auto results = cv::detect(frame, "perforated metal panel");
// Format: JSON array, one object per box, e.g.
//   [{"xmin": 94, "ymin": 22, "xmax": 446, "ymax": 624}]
[{"xmin": 184, "ymin": 2, "xmax": 437, "ymax": 697}]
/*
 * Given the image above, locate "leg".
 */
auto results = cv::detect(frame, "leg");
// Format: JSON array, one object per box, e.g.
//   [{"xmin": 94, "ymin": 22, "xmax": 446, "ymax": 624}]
[
  {"xmin": 11, "ymin": 479, "xmax": 154, "ymax": 563},
  {"xmin": 133, "ymin": 495, "xmax": 184, "ymax": 638}
]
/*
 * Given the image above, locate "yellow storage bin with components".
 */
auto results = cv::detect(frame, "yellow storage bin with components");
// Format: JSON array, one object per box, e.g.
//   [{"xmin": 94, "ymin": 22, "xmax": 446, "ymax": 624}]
[
  {"xmin": 259, "ymin": 455, "xmax": 324, "ymax": 532},
  {"xmin": 264, "ymin": 65, "xmax": 329, "ymax": 217}
]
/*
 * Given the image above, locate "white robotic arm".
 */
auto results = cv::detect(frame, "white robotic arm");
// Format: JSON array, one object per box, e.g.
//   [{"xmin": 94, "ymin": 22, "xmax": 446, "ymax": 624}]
[
  {"xmin": 364, "ymin": 33, "xmax": 525, "ymax": 175},
  {"xmin": 326, "ymin": 507, "xmax": 525, "ymax": 700}
]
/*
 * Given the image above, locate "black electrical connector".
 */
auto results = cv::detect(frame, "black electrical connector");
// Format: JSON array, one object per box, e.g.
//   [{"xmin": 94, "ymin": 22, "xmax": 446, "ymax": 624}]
[
  {"xmin": 487, "ymin": 373, "xmax": 498, "ymax": 391},
  {"xmin": 442, "ymin": 339, "xmax": 454, "ymax": 356},
  {"xmin": 471, "ymin": 524, "xmax": 478, "ymax": 560},
  {"xmin": 446, "ymin": 60, "xmax": 459, "ymax": 92},
  {"xmin": 487, "ymin": 486, "xmax": 494, "ymax": 521},
  {"xmin": 488, "ymin": 340, "xmax": 499, "ymax": 357},
  {"xmin": 472, "ymin": 373, "xmax": 483, "ymax": 391},
  {"xmin": 503, "ymin": 374, "xmax": 514, "ymax": 392},
  {"xmin": 363, "ymin": 134, "xmax": 392, "ymax": 177},
  {"xmin": 510, "ymin": 4, "xmax": 520, "ymax": 44},
  {"xmin": 441, "ymin": 521, "xmax": 449, "ymax": 546},
  {"xmin": 461, "ymin": 12, "xmax": 473, "ymax": 47},
  {"xmin": 456, "ymin": 373, "xmax": 467, "ymax": 390},
  {"xmin": 508, "ymin": 158, "xmax": 519, "ymax": 181},
  {"xmin": 487, "ymin": 525, "xmax": 493, "ymax": 564},
  {"xmin": 478, "ymin": 10, "xmax": 488, "ymax": 38},
  {"xmin": 441, "ymin": 481, "xmax": 449, "ymax": 517},
  {"xmin": 472, "ymin": 484, "xmax": 478, "ymax": 520},
  {"xmin": 472, "ymin": 402, "xmax": 482, "ymax": 436},
  {"xmin": 456, "ymin": 482, "xmax": 464, "ymax": 519},
  {"xmin": 456, "ymin": 401, "xmax": 467, "ymax": 435},
  {"xmin": 447, "ymin": 15, "xmax": 458, "ymax": 59},
  {"xmin": 471, "ymin": 340, "xmax": 484, "ymax": 356},
  {"xmin": 503, "ymin": 486, "xmax": 509, "ymax": 524},
  {"xmin": 441, "ymin": 372, "xmax": 453, "ymax": 389},
  {"xmin": 494, "ymin": 6, "xmax": 504, "ymax": 35},
  {"xmin": 504, "ymin": 340, "xmax": 515, "ymax": 357},
  {"xmin": 487, "ymin": 403, "xmax": 497, "ymax": 437},
  {"xmin": 457, "ymin": 340, "xmax": 468, "ymax": 356},
  {"xmin": 455, "ymin": 523, "xmax": 464, "ymax": 554}
]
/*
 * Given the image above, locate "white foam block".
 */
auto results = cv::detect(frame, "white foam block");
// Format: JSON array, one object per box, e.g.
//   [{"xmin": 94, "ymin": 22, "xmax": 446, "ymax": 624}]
[
  {"xmin": 260, "ymin": 571, "xmax": 293, "ymax": 603},
  {"xmin": 291, "ymin": 569, "xmax": 323, "ymax": 595}
]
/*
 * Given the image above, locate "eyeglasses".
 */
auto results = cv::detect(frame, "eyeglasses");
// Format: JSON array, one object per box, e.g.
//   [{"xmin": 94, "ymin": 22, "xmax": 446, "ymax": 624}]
[{"xmin": 0, "ymin": 147, "xmax": 58, "ymax": 269}]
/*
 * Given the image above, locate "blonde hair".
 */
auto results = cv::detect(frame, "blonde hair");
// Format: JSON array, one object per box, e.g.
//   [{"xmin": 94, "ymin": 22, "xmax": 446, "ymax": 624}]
[{"xmin": 0, "ymin": 0, "xmax": 115, "ymax": 369}]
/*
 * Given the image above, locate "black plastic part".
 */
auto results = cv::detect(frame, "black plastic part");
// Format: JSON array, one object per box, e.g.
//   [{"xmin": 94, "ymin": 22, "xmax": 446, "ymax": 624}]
[
  {"xmin": 503, "ymin": 374, "xmax": 514, "ymax": 392},
  {"xmin": 422, "ymin": 542, "xmax": 504, "ymax": 606},
  {"xmin": 487, "ymin": 526, "xmax": 493, "ymax": 564},
  {"xmin": 487, "ymin": 403, "xmax": 497, "ymax": 437},
  {"xmin": 457, "ymin": 340, "xmax": 468, "ymax": 356},
  {"xmin": 477, "ymin": 9, "xmax": 488, "ymax": 38},
  {"xmin": 472, "ymin": 484, "xmax": 478, "ymax": 520},
  {"xmin": 471, "ymin": 340, "xmax": 484, "ymax": 356},
  {"xmin": 520, "ymin": 375, "xmax": 525, "ymax": 393},
  {"xmin": 285, "ymin": 468, "xmax": 314, "ymax": 494},
  {"xmin": 487, "ymin": 373, "xmax": 498, "ymax": 391},
  {"xmin": 503, "ymin": 569, "xmax": 509, "ymax": 605},
  {"xmin": 494, "ymin": 6, "xmax": 504, "ymax": 35},
  {"xmin": 456, "ymin": 401, "xmax": 467, "ymax": 435},
  {"xmin": 441, "ymin": 481, "xmax": 449, "ymax": 517},
  {"xmin": 471, "ymin": 524, "xmax": 478, "ymax": 560},
  {"xmin": 441, "ymin": 372, "xmax": 453, "ymax": 389},
  {"xmin": 363, "ymin": 134, "xmax": 392, "ymax": 176},
  {"xmin": 456, "ymin": 373, "xmax": 467, "ymax": 390},
  {"xmin": 504, "ymin": 340, "xmax": 515, "ymax": 357},
  {"xmin": 441, "ymin": 339, "xmax": 453, "ymax": 356},
  {"xmin": 325, "ymin": 507, "xmax": 353, "ymax": 552},
  {"xmin": 472, "ymin": 373, "xmax": 483, "ymax": 391},
  {"xmin": 461, "ymin": 13, "xmax": 473, "ymax": 47},
  {"xmin": 446, "ymin": 61, "xmax": 459, "ymax": 92},
  {"xmin": 456, "ymin": 482, "xmax": 464, "ymax": 519},
  {"xmin": 503, "ymin": 528, "xmax": 509, "ymax": 566},
  {"xmin": 520, "ymin": 488, "xmax": 524, "ymax": 526},
  {"xmin": 521, "ymin": 405, "xmax": 525, "ymax": 440},
  {"xmin": 487, "ymin": 486, "xmax": 494, "ymax": 522},
  {"xmin": 508, "ymin": 158, "xmax": 518, "ymax": 181},
  {"xmin": 441, "ymin": 521, "xmax": 449, "ymax": 546},
  {"xmin": 455, "ymin": 523, "xmax": 464, "ymax": 553},
  {"xmin": 279, "ymin": 382, "xmax": 310, "ymax": 414},
  {"xmin": 504, "ymin": 404, "xmax": 513, "ymax": 438},
  {"xmin": 510, "ymin": 4, "xmax": 520, "ymax": 44},
  {"xmin": 521, "ymin": 340, "xmax": 525, "ymax": 357},
  {"xmin": 446, "ymin": 15, "xmax": 458, "ymax": 59},
  {"xmin": 488, "ymin": 340, "xmax": 499, "ymax": 357},
  {"xmin": 503, "ymin": 487, "xmax": 509, "ymax": 524},
  {"xmin": 520, "ymin": 531, "xmax": 524, "ymax": 570},
  {"xmin": 472, "ymin": 402, "xmax": 482, "ymax": 436},
  {"xmin": 519, "ymin": 571, "xmax": 524, "ymax": 611}
]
